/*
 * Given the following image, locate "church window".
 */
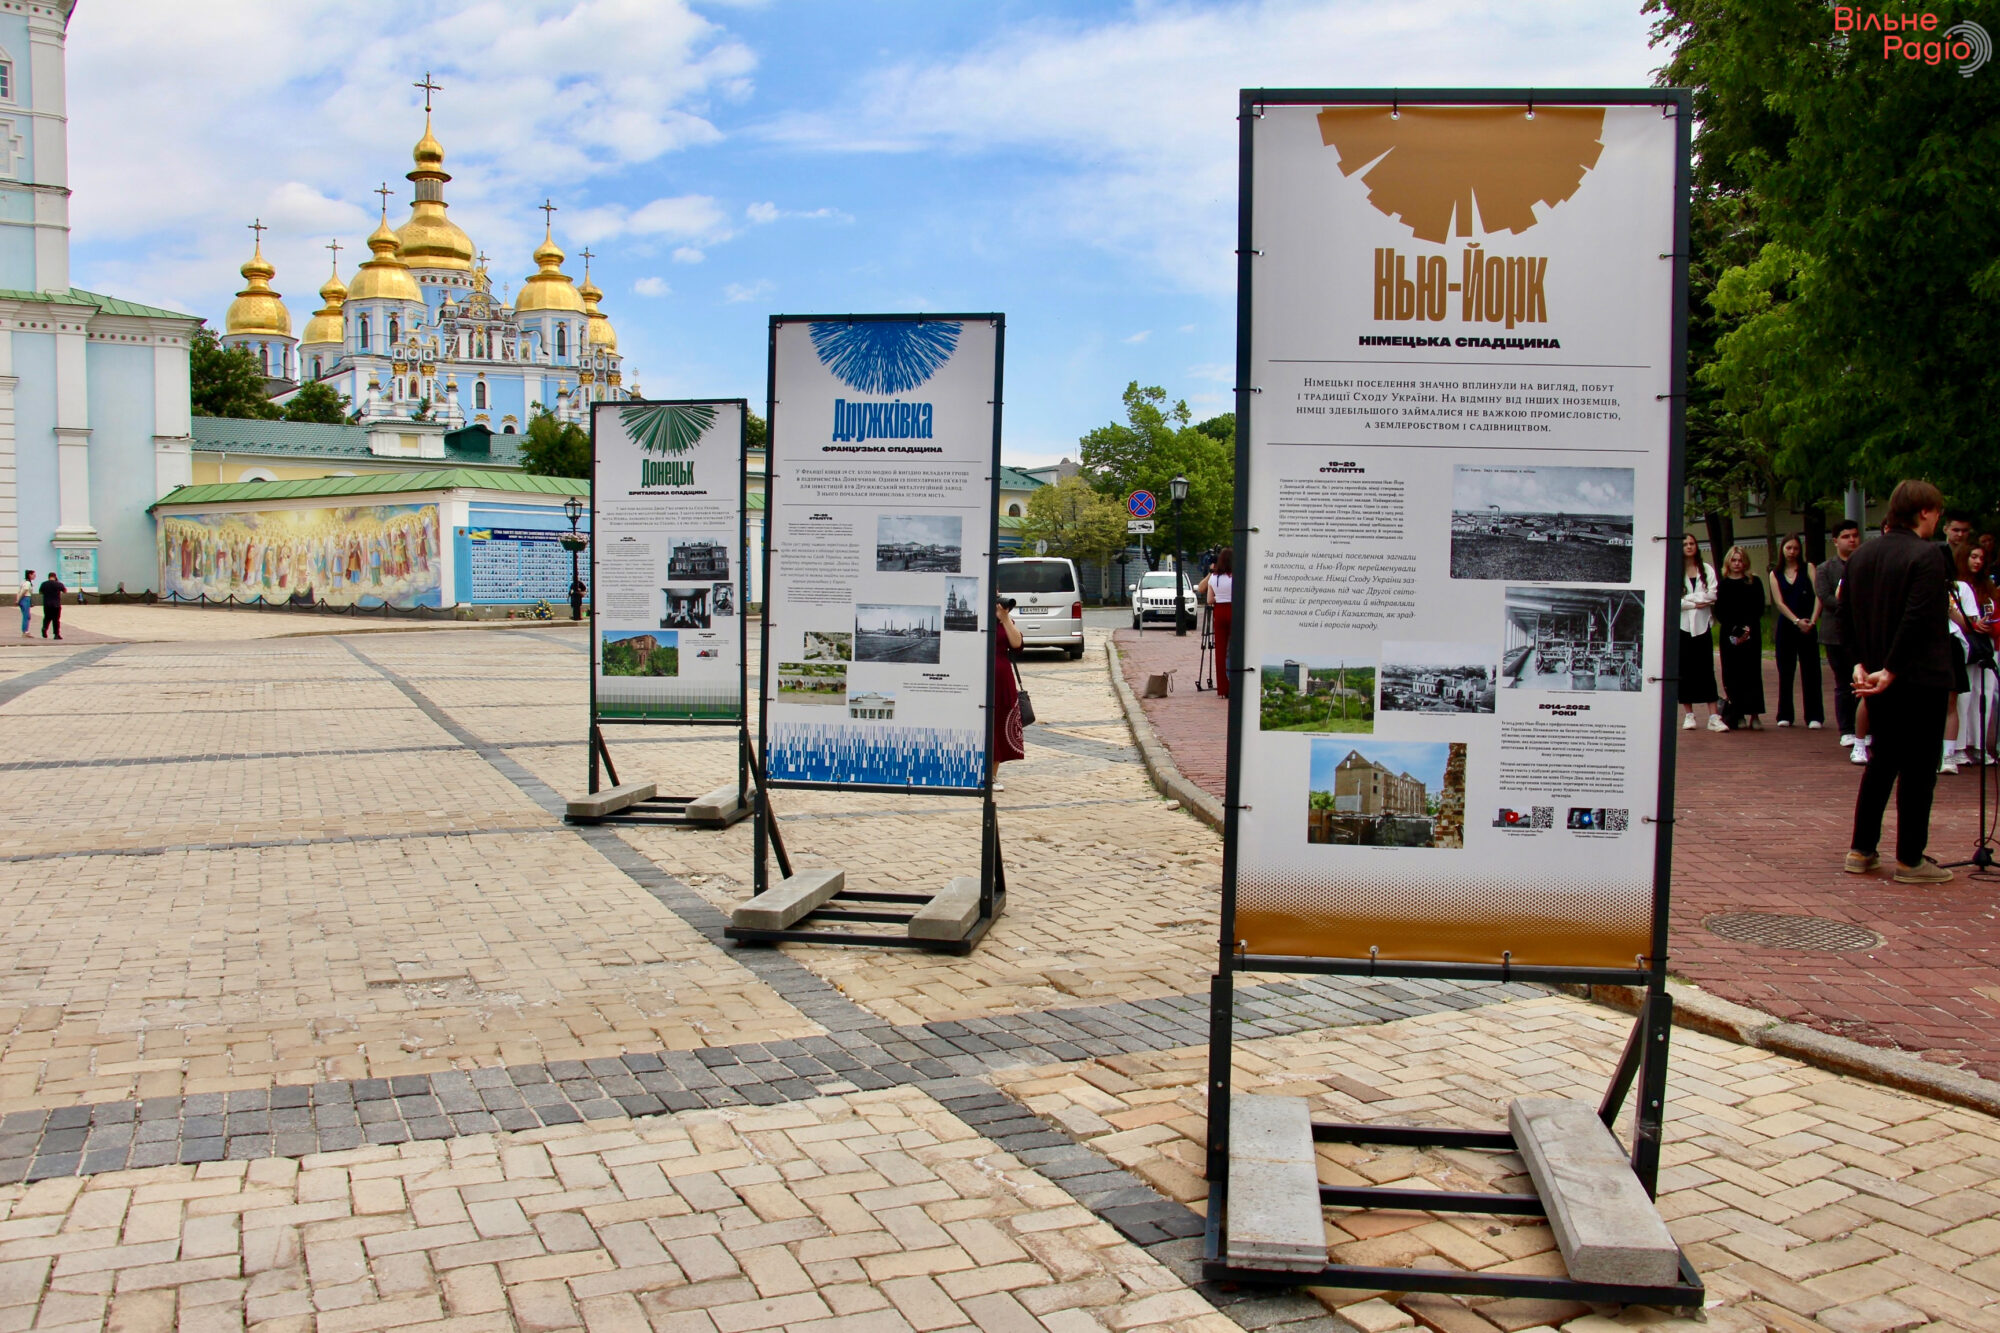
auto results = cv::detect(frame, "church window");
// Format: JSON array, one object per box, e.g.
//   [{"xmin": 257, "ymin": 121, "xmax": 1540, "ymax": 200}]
[
  {"xmin": 474, "ymin": 381, "xmax": 486, "ymax": 409},
  {"xmin": 503, "ymin": 424, "xmax": 516, "ymax": 434},
  {"xmin": 1008, "ymin": 503, "xmax": 1021, "ymax": 517},
  {"xmin": 258, "ymin": 346, "xmax": 269, "ymax": 374},
  {"xmin": 357, "ymin": 316, "xmax": 370, "ymax": 350},
  {"xmin": 556, "ymin": 324, "xmax": 568, "ymax": 358},
  {"xmin": 388, "ymin": 317, "xmax": 400, "ymax": 345},
  {"xmin": 0, "ymin": 61, "xmax": 11, "ymax": 102},
  {"xmin": 312, "ymin": 356, "xmax": 322, "ymax": 378}
]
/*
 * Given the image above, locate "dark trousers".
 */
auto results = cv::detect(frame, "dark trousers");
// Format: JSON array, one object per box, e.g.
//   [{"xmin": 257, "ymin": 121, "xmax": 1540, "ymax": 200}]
[
  {"xmin": 39, "ymin": 604, "xmax": 59, "ymax": 638},
  {"xmin": 1851, "ymin": 681, "xmax": 1947, "ymax": 866},
  {"xmin": 1212, "ymin": 603, "xmax": 1233, "ymax": 697},
  {"xmin": 1823, "ymin": 643, "xmax": 1858, "ymax": 736},
  {"xmin": 1775, "ymin": 625, "xmax": 1823, "ymax": 725}
]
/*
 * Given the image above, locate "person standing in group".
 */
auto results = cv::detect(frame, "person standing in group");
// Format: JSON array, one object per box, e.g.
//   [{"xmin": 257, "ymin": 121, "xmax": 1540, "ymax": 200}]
[
  {"xmin": 1817, "ymin": 520, "xmax": 1865, "ymax": 762},
  {"xmin": 1951, "ymin": 544, "xmax": 1997, "ymax": 767},
  {"xmin": 1195, "ymin": 547, "xmax": 1234, "ymax": 700},
  {"xmin": 37, "ymin": 570, "xmax": 65, "ymax": 640},
  {"xmin": 1717, "ymin": 545, "xmax": 1767, "ymax": 730},
  {"xmin": 1841, "ymin": 479, "xmax": 1957, "ymax": 884},
  {"xmin": 15, "ymin": 570, "xmax": 32, "ymax": 637},
  {"xmin": 1946, "ymin": 513, "xmax": 1974, "ymax": 558},
  {"xmin": 1768, "ymin": 533, "xmax": 1823, "ymax": 729},
  {"xmin": 1679, "ymin": 533, "xmax": 1724, "ymax": 731}
]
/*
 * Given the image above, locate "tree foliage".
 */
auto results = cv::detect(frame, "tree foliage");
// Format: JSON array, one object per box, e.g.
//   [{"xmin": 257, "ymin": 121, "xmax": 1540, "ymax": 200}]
[
  {"xmin": 1018, "ymin": 474, "xmax": 1129, "ymax": 570},
  {"xmin": 519, "ymin": 410, "xmax": 590, "ymax": 478},
  {"xmin": 1650, "ymin": 0, "xmax": 2000, "ymax": 513},
  {"xmin": 1077, "ymin": 383, "xmax": 1234, "ymax": 560},
  {"xmin": 189, "ymin": 325, "xmax": 278, "ymax": 420},
  {"xmin": 280, "ymin": 381, "xmax": 350, "ymax": 424},
  {"xmin": 746, "ymin": 410, "xmax": 767, "ymax": 454}
]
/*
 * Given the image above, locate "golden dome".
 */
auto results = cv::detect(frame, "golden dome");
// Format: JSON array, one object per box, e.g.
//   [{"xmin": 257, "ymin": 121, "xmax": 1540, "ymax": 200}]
[
  {"xmin": 299, "ymin": 258, "xmax": 347, "ymax": 346},
  {"xmin": 224, "ymin": 240, "xmax": 292, "ymax": 337},
  {"xmin": 347, "ymin": 211, "xmax": 423, "ymax": 303},
  {"xmin": 396, "ymin": 115, "xmax": 474, "ymax": 271},
  {"xmin": 515, "ymin": 226, "xmax": 585, "ymax": 313},
  {"xmin": 578, "ymin": 265, "xmax": 617, "ymax": 353}
]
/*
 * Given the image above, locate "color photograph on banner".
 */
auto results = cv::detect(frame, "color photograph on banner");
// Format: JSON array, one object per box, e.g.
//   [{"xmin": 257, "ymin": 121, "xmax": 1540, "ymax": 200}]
[
  {"xmin": 591, "ymin": 399, "xmax": 745, "ymax": 722},
  {"xmin": 763, "ymin": 316, "xmax": 1001, "ymax": 790},
  {"xmin": 1232, "ymin": 99, "xmax": 1680, "ymax": 969}
]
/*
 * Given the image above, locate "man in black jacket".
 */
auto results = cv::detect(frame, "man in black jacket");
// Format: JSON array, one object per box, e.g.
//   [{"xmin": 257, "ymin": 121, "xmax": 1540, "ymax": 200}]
[
  {"xmin": 37, "ymin": 572, "xmax": 65, "ymax": 641},
  {"xmin": 1839, "ymin": 480, "xmax": 1955, "ymax": 883}
]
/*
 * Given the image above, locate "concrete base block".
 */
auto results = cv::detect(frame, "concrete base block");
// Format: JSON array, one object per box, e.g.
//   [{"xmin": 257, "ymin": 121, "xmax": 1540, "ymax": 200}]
[
  {"xmin": 566, "ymin": 781, "xmax": 656, "ymax": 820},
  {"xmin": 909, "ymin": 877, "xmax": 982, "ymax": 941},
  {"xmin": 1508, "ymin": 1097, "xmax": 1679, "ymax": 1286},
  {"xmin": 684, "ymin": 783, "xmax": 746, "ymax": 825},
  {"xmin": 1226, "ymin": 1095, "xmax": 1326, "ymax": 1273},
  {"xmin": 730, "ymin": 869, "xmax": 845, "ymax": 931}
]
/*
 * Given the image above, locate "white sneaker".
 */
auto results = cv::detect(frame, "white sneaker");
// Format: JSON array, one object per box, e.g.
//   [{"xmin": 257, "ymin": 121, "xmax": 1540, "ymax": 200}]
[
  {"xmin": 1707, "ymin": 715, "xmax": 1729, "ymax": 732},
  {"xmin": 1777, "ymin": 720, "xmax": 1792, "ymax": 728},
  {"xmin": 1940, "ymin": 756, "xmax": 1960, "ymax": 775},
  {"xmin": 1807, "ymin": 721, "xmax": 1822, "ymax": 730},
  {"xmin": 1840, "ymin": 733, "xmax": 1856, "ymax": 746},
  {"xmin": 1851, "ymin": 742, "xmax": 1869, "ymax": 764},
  {"xmin": 1682, "ymin": 713, "xmax": 1696, "ymax": 730}
]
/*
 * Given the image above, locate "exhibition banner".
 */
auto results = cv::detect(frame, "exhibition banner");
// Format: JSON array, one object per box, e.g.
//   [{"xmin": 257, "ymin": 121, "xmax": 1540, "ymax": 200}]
[
  {"xmin": 159, "ymin": 504, "xmax": 443, "ymax": 609},
  {"xmin": 763, "ymin": 316, "xmax": 1002, "ymax": 790},
  {"xmin": 590, "ymin": 399, "xmax": 746, "ymax": 722},
  {"xmin": 1232, "ymin": 98, "xmax": 1682, "ymax": 968}
]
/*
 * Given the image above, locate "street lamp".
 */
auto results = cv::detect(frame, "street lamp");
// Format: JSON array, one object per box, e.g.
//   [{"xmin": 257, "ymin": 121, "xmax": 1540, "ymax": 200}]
[
  {"xmin": 560, "ymin": 495, "xmax": 588, "ymax": 620},
  {"xmin": 1169, "ymin": 474, "xmax": 1190, "ymax": 636}
]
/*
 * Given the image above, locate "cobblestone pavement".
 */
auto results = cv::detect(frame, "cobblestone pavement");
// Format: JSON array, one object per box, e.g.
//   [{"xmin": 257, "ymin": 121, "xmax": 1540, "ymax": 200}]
[
  {"xmin": 1114, "ymin": 628, "xmax": 2000, "ymax": 1082},
  {"xmin": 0, "ymin": 617, "xmax": 1996, "ymax": 1330}
]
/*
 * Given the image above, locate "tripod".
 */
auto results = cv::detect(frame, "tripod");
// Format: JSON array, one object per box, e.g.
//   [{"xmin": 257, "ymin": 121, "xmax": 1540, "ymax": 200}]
[
  {"xmin": 1942, "ymin": 660, "xmax": 1998, "ymax": 874},
  {"xmin": 1194, "ymin": 604, "xmax": 1216, "ymax": 692}
]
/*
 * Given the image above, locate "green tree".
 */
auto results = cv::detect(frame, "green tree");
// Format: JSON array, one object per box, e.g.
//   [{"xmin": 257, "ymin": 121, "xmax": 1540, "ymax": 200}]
[
  {"xmin": 1077, "ymin": 383, "xmax": 1234, "ymax": 562},
  {"xmin": 281, "ymin": 381, "xmax": 350, "ymax": 424},
  {"xmin": 746, "ymin": 410, "xmax": 767, "ymax": 453},
  {"xmin": 189, "ymin": 325, "xmax": 278, "ymax": 420},
  {"xmin": 1650, "ymin": 0, "xmax": 2000, "ymax": 512},
  {"xmin": 519, "ymin": 410, "xmax": 590, "ymax": 478},
  {"xmin": 1019, "ymin": 474, "xmax": 1129, "ymax": 572}
]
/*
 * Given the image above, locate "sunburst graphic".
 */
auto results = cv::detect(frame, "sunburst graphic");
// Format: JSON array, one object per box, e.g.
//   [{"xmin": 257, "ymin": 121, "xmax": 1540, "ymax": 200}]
[
  {"xmin": 809, "ymin": 321, "xmax": 961, "ymax": 394},
  {"xmin": 1317, "ymin": 106, "xmax": 1607, "ymax": 244},
  {"xmin": 620, "ymin": 403, "xmax": 718, "ymax": 457}
]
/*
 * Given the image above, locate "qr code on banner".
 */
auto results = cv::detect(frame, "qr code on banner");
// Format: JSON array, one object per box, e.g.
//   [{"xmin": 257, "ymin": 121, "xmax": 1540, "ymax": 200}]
[
  {"xmin": 1530, "ymin": 806, "xmax": 1554, "ymax": 829},
  {"xmin": 1604, "ymin": 808, "xmax": 1629, "ymax": 831}
]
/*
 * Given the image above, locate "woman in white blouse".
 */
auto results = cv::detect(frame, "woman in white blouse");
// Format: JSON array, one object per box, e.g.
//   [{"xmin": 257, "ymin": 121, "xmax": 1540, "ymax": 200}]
[{"xmin": 1679, "ymin": 533, "xmax": 1724, "ymax": 731}]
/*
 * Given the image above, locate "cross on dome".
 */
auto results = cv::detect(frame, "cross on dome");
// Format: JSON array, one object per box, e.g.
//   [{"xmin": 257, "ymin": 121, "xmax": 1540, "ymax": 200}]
[
  {"xmin": 326, "ymin": 238, "xmax": 342, "ymax": 265},
  {"xmin": 539, "ymin": 199, "xmax": 559, "ymax": 234},
  {"xmin": 413, "ymin": 71, "xmax": 441, "ymax": 114},
  {"xmin": 248, "ymin": 218, "xmax": 267, "ymax": 246},
  {"xmin": 375, "ymin": 183, "xmax": 394, "ymax": 217}
]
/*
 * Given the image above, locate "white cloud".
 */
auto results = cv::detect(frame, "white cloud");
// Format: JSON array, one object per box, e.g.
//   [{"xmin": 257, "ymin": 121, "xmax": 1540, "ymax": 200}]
[
  {"xmin": 1123, "ymin": 330, "xmax": 1151, "ymax": 344},
  {"xmin": 761, "ymin": 0, "xmax": 1656, "ymax": 293},
  {"xmin": 746, "ymin": 201, "xmax": 853, "ymax": 225},
  {"xmin": 723, "ymin": 280, "xmax": 774, "ymax": 304},
  {"xmin": 571, "ymin": 195, "xmax": 732, "ymax": 244},
  {"xmin": 746, "ymin": 200, "xmax": 781, "ymax": 224},
  {"xmin": 1179, "ymin": 324, "xmax": 1199, "ymax": 334},
  {"xmin": 673, "ymin": 247, "xmax": 707, "ymax": 265},
  {"xmin": 633, "ymin": 276, "xmax": 672, "ymax": 297},
  {"xmin": 1187, "ymin": 363, "xmax": 1233, "ymax": 382}
]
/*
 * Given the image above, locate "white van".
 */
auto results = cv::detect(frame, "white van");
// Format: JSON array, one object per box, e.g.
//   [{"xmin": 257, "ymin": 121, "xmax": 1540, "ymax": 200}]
[{"xmin": 997, "ymin": 556, "xmax": 1085, "ymax": 658}]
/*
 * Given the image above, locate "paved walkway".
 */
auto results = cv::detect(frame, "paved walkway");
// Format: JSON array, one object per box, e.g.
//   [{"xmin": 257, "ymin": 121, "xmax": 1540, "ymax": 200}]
[
  {"xmin": 1115, "ymin": 626, "xmax": 2000, "ymax": 1082},
  {"xmin": 0, "ymin": 619, "xmax": 1998, "ymax": 1331}
]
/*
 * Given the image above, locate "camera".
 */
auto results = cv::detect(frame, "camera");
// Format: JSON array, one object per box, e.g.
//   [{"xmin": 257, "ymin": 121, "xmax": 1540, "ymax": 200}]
[{"xmin": 998, "ymin": 597, "xmax": 1017, "ymax": 611}]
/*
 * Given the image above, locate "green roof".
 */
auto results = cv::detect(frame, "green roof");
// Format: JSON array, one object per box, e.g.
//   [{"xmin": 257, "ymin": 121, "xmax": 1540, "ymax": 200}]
[
  {"xmin": 998, "ymin": 466, "xmax": 1047, "ymax": 491},
  {"xmin": 151, "ymin": 470, "xmax": 587, "ymax": 511},
  {"xmin": 0, "ymin": 287, "xmax": 200, "ymax": 321},
  {"xmin": 190, "ymin": 416, "xmax": 529, "ymax": 468}
]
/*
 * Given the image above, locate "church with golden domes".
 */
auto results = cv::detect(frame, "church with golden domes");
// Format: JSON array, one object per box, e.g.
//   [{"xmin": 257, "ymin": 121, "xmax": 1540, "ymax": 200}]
[{"xmin": 220, "ymin": 78, "xmax": 631, "ymax": 437}]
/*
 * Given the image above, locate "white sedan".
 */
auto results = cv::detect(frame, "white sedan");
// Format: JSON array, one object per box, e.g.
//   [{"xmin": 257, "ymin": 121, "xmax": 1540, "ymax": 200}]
[{"xmin": 1130, "ymin": 570, "xmax": 1196, "ymax": 628}]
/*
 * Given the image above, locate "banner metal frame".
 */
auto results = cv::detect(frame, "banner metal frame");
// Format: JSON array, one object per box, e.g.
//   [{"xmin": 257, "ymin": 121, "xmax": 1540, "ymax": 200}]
[{"xmin": 1205, "ymin": 87, "xmax": 1701, "ymax": 1308}]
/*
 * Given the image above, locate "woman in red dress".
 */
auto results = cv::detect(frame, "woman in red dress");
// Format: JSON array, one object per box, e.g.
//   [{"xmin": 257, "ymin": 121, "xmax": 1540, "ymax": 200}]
[{"xmin": 992, "ymin": 599, "xmax": 1026, "ymax": 780}]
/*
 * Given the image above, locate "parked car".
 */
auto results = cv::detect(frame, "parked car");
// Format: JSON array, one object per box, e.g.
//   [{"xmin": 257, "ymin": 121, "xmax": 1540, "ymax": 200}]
[
  {"xmin": 998, "ymin": 557, "xmax": 1085, "ymax": 658},
  {"xmin": 1131, "ymin": 570, "xmax": 1195, "ymax": 629}
]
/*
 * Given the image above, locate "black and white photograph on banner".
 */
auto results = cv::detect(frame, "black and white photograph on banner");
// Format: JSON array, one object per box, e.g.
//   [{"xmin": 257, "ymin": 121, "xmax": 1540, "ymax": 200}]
[
  {"xmin": 661, "ymin": 585, "xmax": 712, "ymax": 629},
  {"xmin": 666, "ymin": 537, "xmax": 730, "ymax": 581},
  {"xmin": 1306, "ymin": 739, "xmax": 1466, "ymax": 849},
  {"xmin": 1379, "ymin": 642, "xmax": 1498, "ymax": 715},
  {"xmin": 875, "ymin": 515, "xmax": 962, "ymax": 572},
  {"xmin": 711, "ymin": 582, "xmax": 736, "ymax": 617},
  {"xmin": 776, "ymin": 661, "xmax": 845, "ymax": 705},
  {"xmin": 943, "ymin": 577, "xmax": 980, "ymax": 631},
  {"xmin": 1503, "ymin": 586, "xmax": 1646, "ymax": 692},
  {"xmin": 854, "ymin": 603, "xmax": 942, "ymax": 664},
  {"xmin": 802, "ymin": 630, "xmax": 852, "ymax": 661},
  {"xmin": 1449, "ymin": 465, "xmax": 1635, "ymax": 583}
]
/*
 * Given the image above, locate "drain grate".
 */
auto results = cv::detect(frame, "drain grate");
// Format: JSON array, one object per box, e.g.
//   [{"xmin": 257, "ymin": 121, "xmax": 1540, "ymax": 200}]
[{"xmin": 1703, "ymin": 912, "xmax": 1882, "ymax": 953}]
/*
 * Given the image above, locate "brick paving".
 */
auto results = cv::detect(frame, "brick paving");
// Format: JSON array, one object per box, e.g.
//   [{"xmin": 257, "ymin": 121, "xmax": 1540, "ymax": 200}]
[
  {"xmin": 1115, "ymin": 627, "xmax": 2000, "ymax": 1083},
  {"xmin": 0, "ymin": 611, "xmax": 1996, "ymax": 1329}
]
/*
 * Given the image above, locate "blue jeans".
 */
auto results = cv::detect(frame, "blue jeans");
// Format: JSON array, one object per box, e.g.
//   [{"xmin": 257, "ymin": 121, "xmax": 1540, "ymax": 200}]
[{"xmin": 16, "ymin": 600, "xmax": 26, "ymax": 633}]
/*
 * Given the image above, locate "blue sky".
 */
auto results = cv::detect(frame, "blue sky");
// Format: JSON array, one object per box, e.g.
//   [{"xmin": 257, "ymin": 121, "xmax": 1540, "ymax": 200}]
[
  {"xmin": 1310, "ymin": 738, "xmax": 1451, "ymax": 792},
  {"xmin": 66, "ymin": 0, "xmax": 1661, "ymax": 466}
]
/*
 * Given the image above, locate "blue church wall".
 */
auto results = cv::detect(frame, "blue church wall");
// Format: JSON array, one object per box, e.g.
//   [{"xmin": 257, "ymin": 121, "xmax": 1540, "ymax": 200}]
[
  {"xmin": 85, "ymin": 341, "xmax": 159, "ymax": 591},
  {"xmin": 487, "ymin": 375, "xmax": 526, "ymax": 429},
  {"xmin": 0, "ymin": 227, "xmax": 32, "ymax": 292},
  {"xmin": 12, "ymin": 333, "xmax": 56, "ymax": 580}
]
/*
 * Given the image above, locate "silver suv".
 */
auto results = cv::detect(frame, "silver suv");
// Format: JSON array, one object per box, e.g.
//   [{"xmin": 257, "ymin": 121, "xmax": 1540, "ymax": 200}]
[{"xmin": 997, "ymin": 557, "xmax": 1085, "ymax": 658}]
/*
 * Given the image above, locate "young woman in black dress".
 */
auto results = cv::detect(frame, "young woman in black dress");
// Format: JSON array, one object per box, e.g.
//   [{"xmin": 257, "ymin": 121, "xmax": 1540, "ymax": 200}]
[
  {"xmin": 1716, "ymin": 545, "xmax": 1767, "ymax": 729},
  {"xmin": 1767, "ymin": 533, "xmax": 1823, "ymax": 728}
]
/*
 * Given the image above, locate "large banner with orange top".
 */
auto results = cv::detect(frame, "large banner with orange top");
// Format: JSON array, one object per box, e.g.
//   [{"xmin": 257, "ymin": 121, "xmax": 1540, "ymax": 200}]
[{"xmin": 1229, "ymin": 97, "xmax": 1682, "ymax": 969}]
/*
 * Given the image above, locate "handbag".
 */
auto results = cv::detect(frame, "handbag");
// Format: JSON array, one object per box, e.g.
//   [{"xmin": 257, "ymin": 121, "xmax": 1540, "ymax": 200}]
[{"xmin": 1012, "ymin": 655, "xmax": 1035, "ymax": 726}]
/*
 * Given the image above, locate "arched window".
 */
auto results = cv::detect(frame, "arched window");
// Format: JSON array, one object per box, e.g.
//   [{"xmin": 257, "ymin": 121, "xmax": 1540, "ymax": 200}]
[
  {"xmin": 555, "ymin": 324, "xmax": 567, "ymax": 358},
  {"xmin": 357, "ymin": 316, "xmax": 370, "ymax": 350},
  {"xmin": 408, "ymin": 379, "xmax": 418, "ymax": 399},
  {"xmin": 312, "ymin": 356, "xmax": 322, "ymax": 378},
  {"xmin": 1008, "ymin": 503, "xmax": 1022, "ymax": 517},
  {"xmin": 388, "ymin": 317, "xmax": 400, "ymax": 345},
  {"xmin": 503, "ymin": 424, "xmax": 516, "ymax": 434},
  {"xmin": 474, "ymin": 381, "xmax": 487, "ymax": 409},
  {"xmin": 258, "ymin": 346, "xmax": 269, "ymax": 374}
]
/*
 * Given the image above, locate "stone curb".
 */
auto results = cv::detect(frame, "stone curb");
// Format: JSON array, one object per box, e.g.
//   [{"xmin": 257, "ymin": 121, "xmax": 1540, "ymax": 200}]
[
  {"xmin": 1104, "ymin": 637, "xmax": 1225, "ymax": 832},
  {"xmin": 1584, "ymin": 981, "xmax": 2000, "ymax": 1120}
]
